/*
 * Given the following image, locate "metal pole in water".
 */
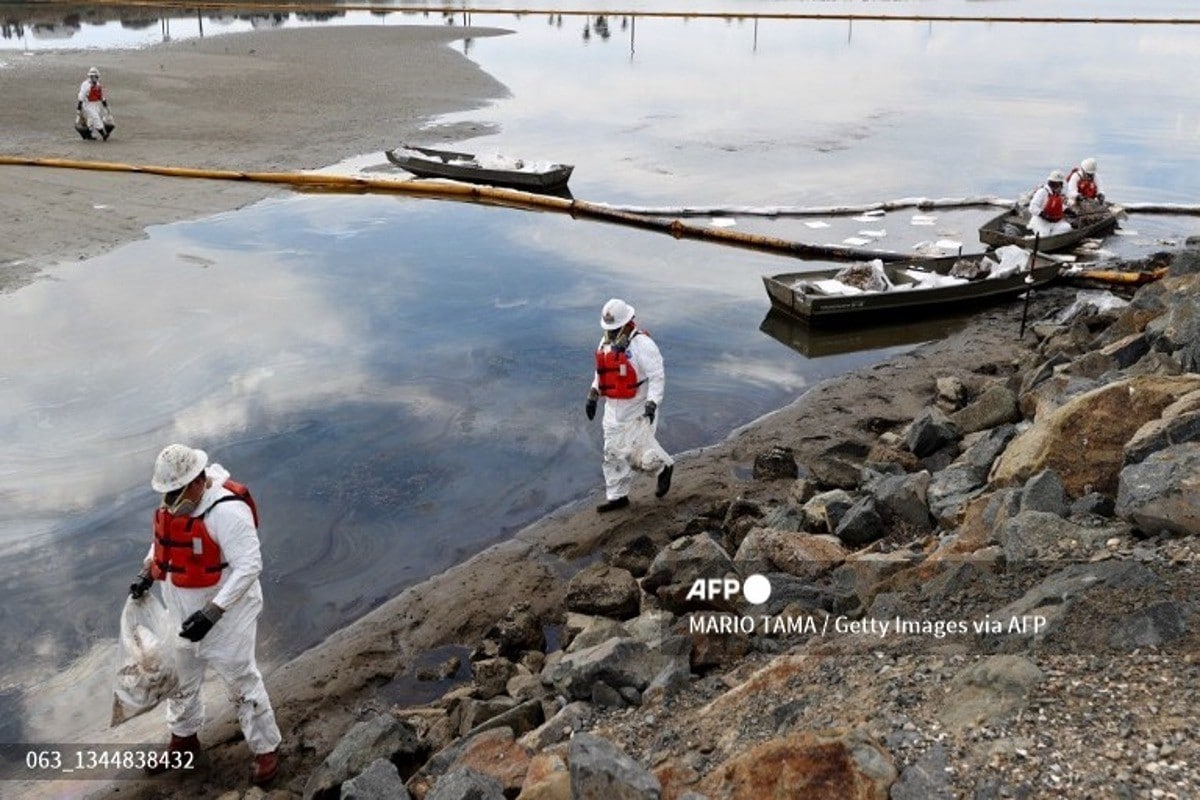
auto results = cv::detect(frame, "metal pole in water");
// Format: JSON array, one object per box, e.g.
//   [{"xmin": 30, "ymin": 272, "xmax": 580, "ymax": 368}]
[{"xmin": 1019, "ymin": 233, "xmax": 1041, "ymax": 339}]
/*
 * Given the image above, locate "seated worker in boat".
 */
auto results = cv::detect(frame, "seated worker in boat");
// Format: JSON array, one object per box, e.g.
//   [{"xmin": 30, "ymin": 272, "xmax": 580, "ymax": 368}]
[
  {"xmin": 1027, "ymin": 171, "xmax": 1073, "ymax": 238},
  {"xmin": 1065, "ymin": 157, "xmax": 1105, "ymax": 208}
]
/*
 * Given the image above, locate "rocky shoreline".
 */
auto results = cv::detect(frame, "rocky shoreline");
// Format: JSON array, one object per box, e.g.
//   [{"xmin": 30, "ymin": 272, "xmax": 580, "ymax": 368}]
[{"xmin": 89, "ymin": 244, "xmax": 1200, "ymax": 800}]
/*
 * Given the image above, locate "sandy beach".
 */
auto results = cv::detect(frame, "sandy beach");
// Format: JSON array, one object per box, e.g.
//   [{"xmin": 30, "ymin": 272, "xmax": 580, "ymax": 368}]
[{"xmin": 0, "ymin": 24, "xmax": 510, "ymax": 291}]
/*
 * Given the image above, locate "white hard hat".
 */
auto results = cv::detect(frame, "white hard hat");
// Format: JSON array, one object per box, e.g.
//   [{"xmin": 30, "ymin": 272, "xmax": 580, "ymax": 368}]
[
  {"xmin": 600, "ymin": 298, "xmax": 635, "ymax": 330},
  {"xmin": 1081, "ymin": 157, "xmax": 1097, "ymax": 174},
  {"xmin": 1047, "ymin": 170, "xmax": 1065, "ymax": 183},
  {"xmin": 151, "ymin": 444, "xmax": 208, "ymax": 493},
  {"xmin": 87, "ymin": 67, "xmax": 100, "ymax": 78}
]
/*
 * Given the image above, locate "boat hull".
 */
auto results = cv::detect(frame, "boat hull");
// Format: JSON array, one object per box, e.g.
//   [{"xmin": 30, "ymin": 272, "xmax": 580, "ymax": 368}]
[
  {"xmin": 386, "ymin": 145, "xmax": 573, "ymax": 192},
  {"xmin": 978, "ymin": 207, "xmax": 1118, "ymax": 253},
  {"xmin": 763, "ymin": 253, "xmax": 1060, "ymax": 327}
]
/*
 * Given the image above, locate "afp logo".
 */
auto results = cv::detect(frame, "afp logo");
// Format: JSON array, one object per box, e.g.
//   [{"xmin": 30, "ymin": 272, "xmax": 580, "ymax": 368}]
[{"xmin": 685, "ymin": 574, "xmax": 772, "ymax": 605}]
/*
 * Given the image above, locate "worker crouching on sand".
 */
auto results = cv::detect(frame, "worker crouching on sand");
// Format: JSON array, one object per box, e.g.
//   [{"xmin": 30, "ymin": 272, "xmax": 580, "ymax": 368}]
[
  {"xmin": 585, "ymin": 298, "xmax": 675, "ymax": 512},
  {"xmin": 76, "ymin": 67, "xmax": 111, "ymax": 141},
  {"xmin": 129, "ymin": 444, "xmax": 281, "ymax": 785}
]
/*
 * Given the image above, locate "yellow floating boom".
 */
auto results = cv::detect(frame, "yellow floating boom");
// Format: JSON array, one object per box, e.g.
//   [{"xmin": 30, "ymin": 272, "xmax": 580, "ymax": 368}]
[{"xmin": 0, "ymin": 155, "xmax": 912, "ymax": 263}]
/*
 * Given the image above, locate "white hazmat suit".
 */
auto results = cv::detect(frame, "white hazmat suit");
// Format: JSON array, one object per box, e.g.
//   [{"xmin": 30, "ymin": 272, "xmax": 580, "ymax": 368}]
[
  {"xmin": 1027, "ymin": 184, "xmax": 1072, "ymax": 238},
  {"xmin": 77, "ymin": 76, "xmax": 108, "ymax": 140},
  {"xmin": 591, "ymin": 331, "xmax": 674, "ymax": 501},
  {"xmin": 144, "ymin": 463, "xmax": 281, "ymax": 755}
]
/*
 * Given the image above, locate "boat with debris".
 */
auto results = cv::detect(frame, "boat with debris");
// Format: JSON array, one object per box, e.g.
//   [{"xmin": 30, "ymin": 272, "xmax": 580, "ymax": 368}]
[
  {"xmin": 386, "ymin": 144, "xmax": 574, "ymax": 192},
  {"xmin": 762, "ymin": 246, "xmax": 1060, "ymax": 326},
  {"xmin": 978, "ymin": 204, "xmax": 1119, "ymax": 253}
]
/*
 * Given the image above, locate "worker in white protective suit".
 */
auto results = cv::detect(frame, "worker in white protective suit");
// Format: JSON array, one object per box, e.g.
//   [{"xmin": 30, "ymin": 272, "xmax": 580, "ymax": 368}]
[
  {"xmin": 585, "ymin": 298, "xmax": 675, "ymax": 513},
  {"xmin": 1027, "ymin": 170, "xmax": 1073, "ymax": 238},
  {"xmin": 129, "ymin": 444, "xmax": 281, "ymax": 785},
  {"xmin": 76, "ymin": 67, "xmax": 110, "ymax": 141},
  {"xmin": 1065, "ymin": 157, "xmax": 1105, "ymax": 207}
]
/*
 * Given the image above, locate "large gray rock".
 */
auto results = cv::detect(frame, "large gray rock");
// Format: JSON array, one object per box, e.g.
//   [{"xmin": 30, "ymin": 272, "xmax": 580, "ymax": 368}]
[
  {"xmin": 544, "ymin": 637, "xmax": 676, "ymax": 701},
  {"xmin": 1116, "ymin": 442, "xmax": 1200, "ymax": 536},
  {"xmin": 642, "ymin": 534, "xmax": 733, "ymax": 609},
  {"xmin": 340, "ymin": 759, "xmax": 410, "ymax": 800},
  {"xmin": 1020, "ymin": 469, "xmax": 1068, "ymax": 517},
  {"xmin": 906, "ymin": 407, "xmax": 961, "ymax": 458},
  {"xmin": 426, "ymin": 766, "xmax": 505, "ymax": 800},
  {"xmin": 834, "ymin": 495, "xmax": 885, "ymax": 548},
  {"xmin": 1108, "ymin": 602, "xmax": 1191, "ymax": 651},
  {"xmin": 304, "ymin": 715, "xmax": 421, "ymax": 800},
  {"xmin": 569, "ymin": 733, "xmax": 662, "ymax": 800},
  {"xmin": 866, "ymin": 470, "xmax": 933, "ymax": 533},
  {"xmin": 950, "ymin": 384, "xmax": 1021, "ymax": 435}
]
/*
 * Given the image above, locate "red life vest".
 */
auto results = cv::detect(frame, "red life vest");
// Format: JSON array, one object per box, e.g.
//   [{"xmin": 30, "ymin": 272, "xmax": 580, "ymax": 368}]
[
  {"xmin": 595, "ymin": 331, "xmax": 645, "ymax": 400},
  {"xmin": 1066, "ymin": 167, "xmax": 1098, "ymax": 199},
  {"xmin": 150, "ymin": 479, "xmax": 258, "ymax": 588},
  {"xmin": 86, "ymin": 83, "xmax": 103, "ymax": 102},
  {"xmin": 1039, "ymin": 191, "xmax": 1065, "ymax": 222}
]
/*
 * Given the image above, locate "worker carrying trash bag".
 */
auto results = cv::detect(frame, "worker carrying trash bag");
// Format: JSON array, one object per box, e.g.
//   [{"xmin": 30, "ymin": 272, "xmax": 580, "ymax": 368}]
[
  {"xmin": 127, "ymin": 444, "xmax": 281, "ymax": 785},
  {"xmin": 75, "ymin": 66, "xmax": 113, "ymax": 141},
  {"xmin": 584, "ymin": 298, "xmax": 675, "ymax": 513}
]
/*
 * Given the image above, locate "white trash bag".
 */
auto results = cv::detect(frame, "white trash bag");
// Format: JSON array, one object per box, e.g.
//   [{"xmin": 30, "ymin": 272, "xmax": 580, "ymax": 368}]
[{"xmin": 111, "ymin": 593, "xmax": 178, "ymax": 727}]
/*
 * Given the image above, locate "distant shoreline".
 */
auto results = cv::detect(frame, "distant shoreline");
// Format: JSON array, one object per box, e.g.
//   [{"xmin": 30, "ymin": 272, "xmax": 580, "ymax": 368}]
[{"xmin": 0, "ymin": 24, "xmax": 510, "ymax": 291}]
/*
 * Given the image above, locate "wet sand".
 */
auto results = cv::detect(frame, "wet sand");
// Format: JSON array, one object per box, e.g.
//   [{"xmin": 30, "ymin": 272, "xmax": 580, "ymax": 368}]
[{"xmin": 0, "ymin": 24, "xmax": 510, "ymax": 290}]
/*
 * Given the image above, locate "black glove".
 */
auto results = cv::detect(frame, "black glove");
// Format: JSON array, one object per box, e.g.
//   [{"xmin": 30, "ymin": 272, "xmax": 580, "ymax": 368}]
[
  {"xmin": 585, "ymin": 389, "xmax": 599, "ymax": 421},
  {"xmin": 76, "ymin": 101, "xmax": 82, "ymax": 112},
  {"xmin": 101, "ymin": 100, "xmax": 108, "ymax": 108},
  {"xmin": 179, "ymin": 603, "xmax": 224, "ymax": 642},
  {"xmin": 129, "ymin": 573, "xmax": 153, "ymax": 600},
  {"xmin": 643, "ymin": 401, "xmax": 657, "ymax": 423}
]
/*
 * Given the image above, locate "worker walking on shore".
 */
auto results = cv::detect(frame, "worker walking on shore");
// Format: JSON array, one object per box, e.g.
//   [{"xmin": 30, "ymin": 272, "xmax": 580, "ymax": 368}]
[
  {"xmin": 585, "ymin": 298, "xmax": 674, "ymax": 512},
  {"xmin": 129, "ymin": 444, "xmax": 281, "ymax": 785},
  {"xmin": 1028, "ymin": 171, "xmax": 1072, "ymax": 238},
  {"xmin": 76, "ymin": 66, "xmax": 111, "ymax": 141}
]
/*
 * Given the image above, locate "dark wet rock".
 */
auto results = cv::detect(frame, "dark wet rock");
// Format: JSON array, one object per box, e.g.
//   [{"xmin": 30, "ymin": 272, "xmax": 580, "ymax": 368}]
[
  {"xmin": 340, "ymin": 758, "xmax": 411, "ymax": 800},
  {"xmin": 304, "ymin": 714, "xmax": 422, "ymax": 800},
  {"xmin": 471, "ymin": 657, "xmax": 516, "ymax": 701},
  {"xmin": 610, "ymin": 534, "xmax": 659, "ymax": 577},
  {"xmin": 479, "ymin": 602, "xmax": 544, "ymax": 660},
  {"xmin": 1108, "ymin": 601, "xmax": 1191, "ymax": 651},
  {"xmin": 752, "ymin": 445, "xmax": 799, "ymax": 480},
  {"xmin": 1019, "ymin": 469, "xmax": 1068, "ymax": 517},
  {"xmin": 905, "ymin": 407, "xmax": 961, "ymax": 458},
  {"xmin": 864, "ymin": 470, "xmax": 933, "ymax": 534},
  {"xmin": 1069, "ymin": 491, "xmax": 1116, "ymax": 518},
  {"xmin": 834, "ymin": 495, "xmax": 885, "ymax": 548},
  {"xmin": 1098, "ymin": 331, "xmax": 1151, "ymax": 370},
  {"xmin": 1116, "ymin": 442, "xmax": 1200, "ymax": 536}
]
